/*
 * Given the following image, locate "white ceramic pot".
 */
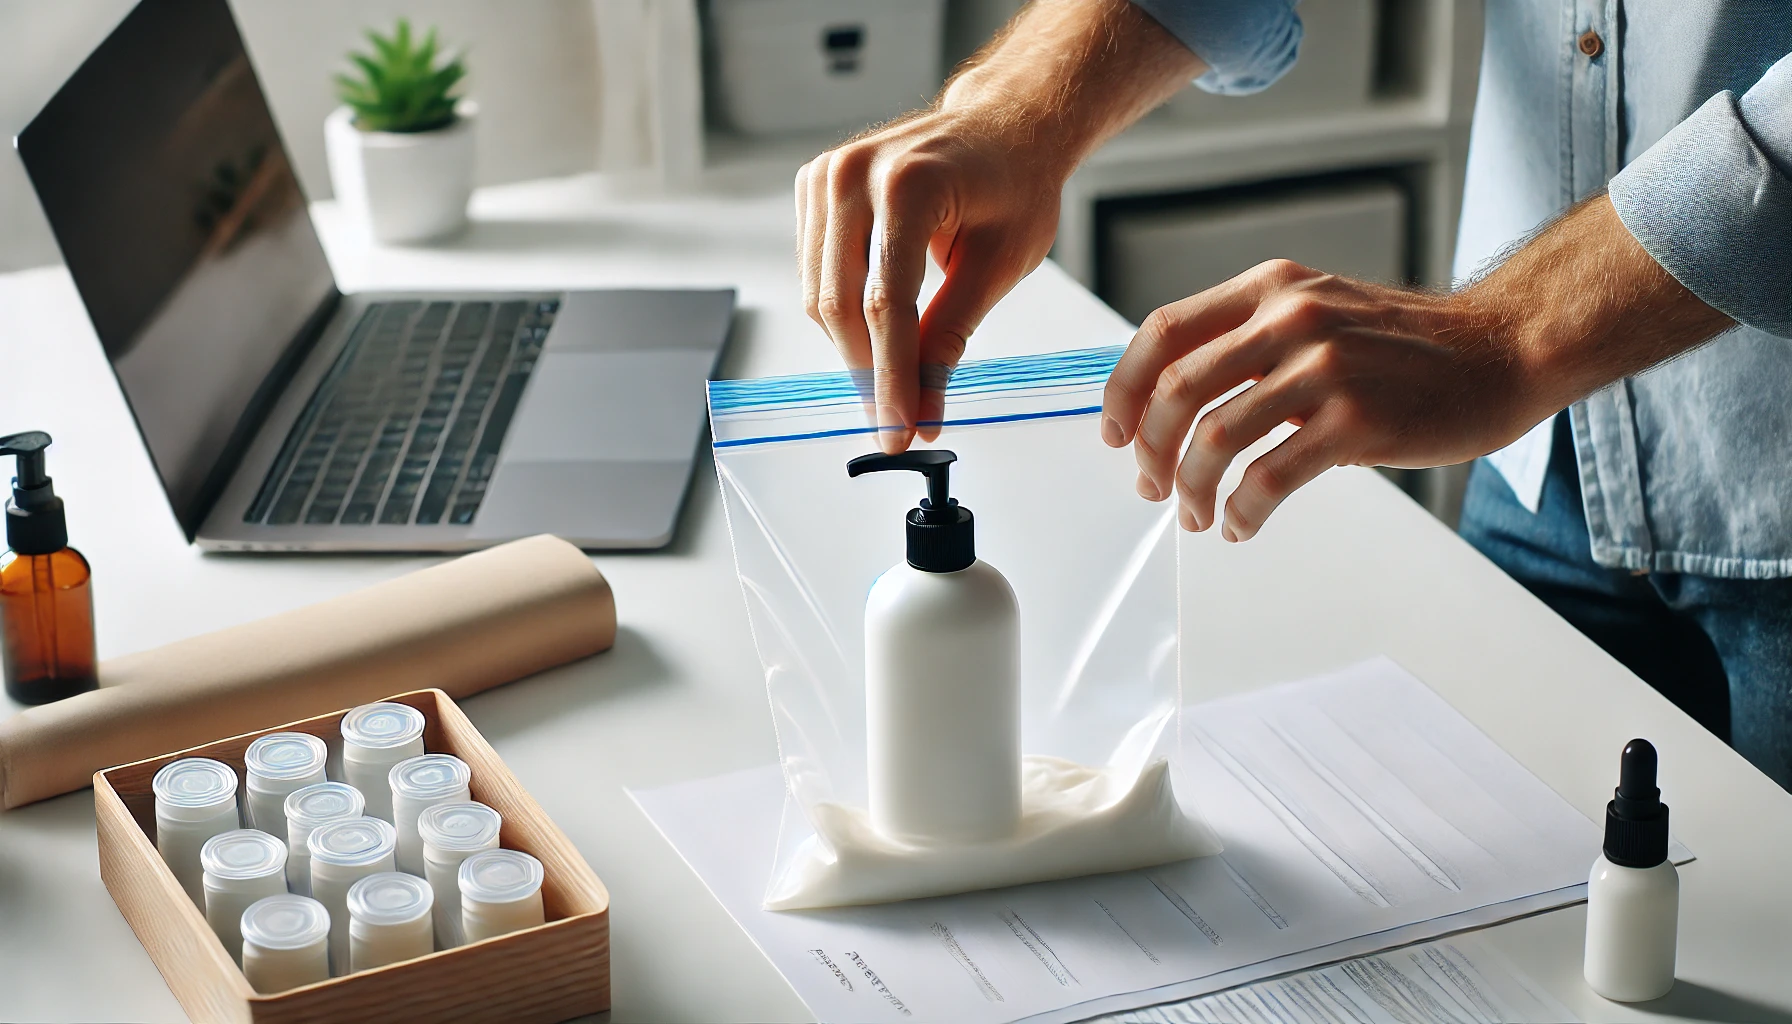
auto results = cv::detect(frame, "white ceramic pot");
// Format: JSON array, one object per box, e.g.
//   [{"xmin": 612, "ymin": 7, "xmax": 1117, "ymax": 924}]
[{"xmin": 325, "ymin": 100, "xmax": 476, "ymax": 244}]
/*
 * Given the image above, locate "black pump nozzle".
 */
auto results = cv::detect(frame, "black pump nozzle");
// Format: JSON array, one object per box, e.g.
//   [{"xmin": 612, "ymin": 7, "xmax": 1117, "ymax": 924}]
[
  {"xmin": 848, "ymin": 449, "xmax": 974, "ymax": 572},
  {"xmin": 1603, "ymin": 738, "xmax": 1669, "ymax": 868},
  {"xmin": 848, "ymin": 449, "xmax": 957, "ymax": 521},
  {"xmin": 0, "ymin": 431, "xmax": 68, "ymax": 554},
  {"xmin": 0, "ymin": 432, "xmax": 52, "ymax": 501}
]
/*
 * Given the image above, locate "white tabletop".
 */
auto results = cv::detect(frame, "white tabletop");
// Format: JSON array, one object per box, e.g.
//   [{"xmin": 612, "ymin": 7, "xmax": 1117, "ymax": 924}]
[{"xmin": 2, "ymin": 172, "xmax": 1789, "ymax": 1024}]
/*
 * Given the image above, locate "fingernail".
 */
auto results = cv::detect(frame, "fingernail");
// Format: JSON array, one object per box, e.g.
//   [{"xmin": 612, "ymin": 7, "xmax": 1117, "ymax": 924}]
[
  {"xmin": 1101, "ymin": 416, "xmax": 1124, "ymax": 448},
  {"xmin": 1136, "ymin": 472, "xmax": 1161, "ymax": 501},
  {"xmin": 1221, "ymin": 523, "xmax": 1238, "ymax": 543},
  {"xmin": 1178, "ymin": 506, "xmax": 1197, "ymax": 532}
]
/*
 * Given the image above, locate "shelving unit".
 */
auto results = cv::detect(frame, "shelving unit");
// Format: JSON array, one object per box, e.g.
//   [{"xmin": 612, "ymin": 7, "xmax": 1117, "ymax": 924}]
[{"xmin": 1060, "ymin": 0, "xmax": 1482, "ymax": 291}]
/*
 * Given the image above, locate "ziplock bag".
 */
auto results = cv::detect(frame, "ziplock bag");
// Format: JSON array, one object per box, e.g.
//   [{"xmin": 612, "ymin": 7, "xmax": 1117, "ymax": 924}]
[{"xmin": 709, "ymin": 346, "xmax": 1220, "ymax": 910}]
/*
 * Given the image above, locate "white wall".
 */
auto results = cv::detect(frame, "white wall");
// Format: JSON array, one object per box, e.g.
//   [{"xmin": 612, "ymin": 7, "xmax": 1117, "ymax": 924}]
[{"xmin": 0, "ymin": 0, "xmax": 602, "ymax": 272}]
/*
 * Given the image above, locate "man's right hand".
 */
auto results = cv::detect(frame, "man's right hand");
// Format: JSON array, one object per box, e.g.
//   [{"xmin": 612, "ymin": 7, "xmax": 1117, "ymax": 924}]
[
  {"xmin": 796, "ymin": 106, "xmax": 1066, "ymax": 452},
  {"xmin": 796, "ymin": 0, "xmax": 1205, "ymax": 453}
]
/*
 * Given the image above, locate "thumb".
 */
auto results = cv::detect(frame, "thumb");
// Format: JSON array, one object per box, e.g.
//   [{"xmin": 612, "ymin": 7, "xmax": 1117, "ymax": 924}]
[{"xmin": 915, "ymin": 231, "xmax": 1030, "ymax": 440}]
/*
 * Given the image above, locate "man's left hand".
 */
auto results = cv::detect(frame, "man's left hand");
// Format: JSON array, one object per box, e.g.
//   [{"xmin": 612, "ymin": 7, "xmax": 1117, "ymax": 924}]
[{"xmin": 1100, "ymin": 194, "xmax": 1734, "ymax": 541}]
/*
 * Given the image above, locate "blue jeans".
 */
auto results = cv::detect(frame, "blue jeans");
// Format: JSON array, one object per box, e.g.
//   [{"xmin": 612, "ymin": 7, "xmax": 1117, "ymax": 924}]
[{"xmin": 1460, "ymin": 417, "xmax": 1792, "ymax": 791}]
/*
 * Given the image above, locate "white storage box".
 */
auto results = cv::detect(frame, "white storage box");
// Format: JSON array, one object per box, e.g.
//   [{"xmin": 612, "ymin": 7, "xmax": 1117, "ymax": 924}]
[
  {"xmin": 1101, "ymin": 179, "xmax": 1406, "ymax": 325},
  {"xmin": 707, "ymin": 0, "xmax": 946, "ymax": 137}
]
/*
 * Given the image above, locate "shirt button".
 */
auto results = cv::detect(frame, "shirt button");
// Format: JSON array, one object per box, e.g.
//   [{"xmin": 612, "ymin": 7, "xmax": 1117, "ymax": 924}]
[{"xmin": 1578, "ymin": 29, "xmax": 1604, "ymax": 58}]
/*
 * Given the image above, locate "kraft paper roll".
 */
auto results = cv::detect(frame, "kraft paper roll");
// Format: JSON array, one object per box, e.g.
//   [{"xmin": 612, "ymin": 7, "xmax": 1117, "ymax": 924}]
[{"xmin": 0, "ymin": 534, "xmax": 615, "ymax": 809}]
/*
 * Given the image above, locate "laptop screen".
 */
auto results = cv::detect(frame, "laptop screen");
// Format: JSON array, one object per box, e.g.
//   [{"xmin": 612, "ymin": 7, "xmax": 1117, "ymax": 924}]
[{"xmin": 16, "ymin": 0, "xmax": 336, "ymax": 538}]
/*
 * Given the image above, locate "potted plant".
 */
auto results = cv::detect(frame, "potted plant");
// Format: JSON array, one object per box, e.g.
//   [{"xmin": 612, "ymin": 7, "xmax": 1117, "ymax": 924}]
[{"xmin": 324, "ymin": 19, "xmax": 474, "ymax": 244}]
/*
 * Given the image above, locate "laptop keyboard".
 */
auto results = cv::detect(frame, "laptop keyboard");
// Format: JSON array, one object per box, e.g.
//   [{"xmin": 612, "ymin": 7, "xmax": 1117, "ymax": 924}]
[{"xmin": 245, "ymin": 297, "xmax": 558, "ymax": 528}]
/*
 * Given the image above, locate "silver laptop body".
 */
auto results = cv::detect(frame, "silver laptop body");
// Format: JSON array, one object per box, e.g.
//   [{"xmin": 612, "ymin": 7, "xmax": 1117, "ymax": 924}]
[{"xmin": 16, "ymin": 0, "xmax": 732, "ymax": 552}]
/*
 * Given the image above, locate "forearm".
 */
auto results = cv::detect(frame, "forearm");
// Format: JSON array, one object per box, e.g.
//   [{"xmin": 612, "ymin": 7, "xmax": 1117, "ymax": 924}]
[
  {"xmin": 936, "ymin": 0, "xmax": 1204, "ymax": 178},
  {"xmin": 1461, "ymin": 194, "xmax": 1735, "ymax": 423}
]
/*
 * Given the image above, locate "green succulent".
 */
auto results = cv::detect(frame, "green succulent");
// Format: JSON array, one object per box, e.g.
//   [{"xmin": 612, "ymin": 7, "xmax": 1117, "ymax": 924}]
[{"xmin": 334, "ymin": 19, "xmax": 466, "ymax": 134}]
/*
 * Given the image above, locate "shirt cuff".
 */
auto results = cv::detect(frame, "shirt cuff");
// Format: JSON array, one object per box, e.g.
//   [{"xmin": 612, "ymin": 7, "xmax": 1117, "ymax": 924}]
[
  {"xmin": 1130, "ymin": 0, "xmax": 1302, "ymax": 96},
  {"xmin": 1609, "ymin": 53, "xmax": 1792, "ymax": 339}
]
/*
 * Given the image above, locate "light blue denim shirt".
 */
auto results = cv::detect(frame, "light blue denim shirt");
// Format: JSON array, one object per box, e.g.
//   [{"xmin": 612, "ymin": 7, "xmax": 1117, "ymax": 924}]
[{"xmin": 1133, "ymin": 0, "xmax": 1792, "ymax": 579}]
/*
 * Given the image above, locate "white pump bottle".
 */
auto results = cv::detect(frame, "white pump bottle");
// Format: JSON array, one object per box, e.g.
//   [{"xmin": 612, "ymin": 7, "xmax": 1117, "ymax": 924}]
[{"xmin": 850, "ymin": 449, "xmax": 1021, "ymax": 844}]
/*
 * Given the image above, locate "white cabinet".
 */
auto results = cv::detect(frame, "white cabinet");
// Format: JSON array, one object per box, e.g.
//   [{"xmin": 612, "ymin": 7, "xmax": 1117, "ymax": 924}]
[{"xmin": 1100, "ymin": 178, "xmax": 1406, "ymax": 325}]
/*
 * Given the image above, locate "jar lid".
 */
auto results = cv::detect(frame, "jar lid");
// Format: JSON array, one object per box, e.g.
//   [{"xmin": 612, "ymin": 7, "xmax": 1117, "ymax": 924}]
[
  {"xmin": 347, "ymin": 871, "xmax": 434, "ymax": 927},
  {"xmin": 240, "ymin": 894, "xmax": 330, "ymax": 951},
  {"xmin": 307, "ymin": 816, "xmax": 397, "ymax": 867},
  {"xmin": 285, "ymin": 782, "xmax": 365, "ymax": 831},
  {"xmin": 389, "ymin": 754, "xmax": 471, "ymax": 801},
  {"xmin": 151, "ymin": 758, "xmax": 238, "ymax": 811},
  {"xmin": 340, "ymin": 702, "xmax": 425, "ymax": 751},
  {"xmin": 458, "ymin": 849, "xmax": 544, "ymax": 905},
  {"xmin": 245, "ymin": 732, "xmax": 327, "ymax": 782},
  {"xmin": 418, "ymin": 801, "xmax": 501, "ymax": 853},
  {"xmin": 201, "ymin": 829, "xmax": 288, "ymax": 880}
]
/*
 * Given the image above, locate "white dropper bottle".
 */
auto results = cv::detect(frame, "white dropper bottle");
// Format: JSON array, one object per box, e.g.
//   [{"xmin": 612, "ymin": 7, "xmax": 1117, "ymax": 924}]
[
  {"xmin": 1584, "ymin": 738, "xmax": 1677, "ymax": 1002},
  {"xmin": 848, "ymin": 449, "xmax": 1020, "ymax": 843}
]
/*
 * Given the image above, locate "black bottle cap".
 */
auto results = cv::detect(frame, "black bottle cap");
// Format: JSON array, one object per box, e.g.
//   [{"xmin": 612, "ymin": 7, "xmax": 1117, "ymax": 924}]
[
  {"xmin": 0, "ymin": 431, "xmax": 68, "ymax": 555},
  {"xmin": 1603, "ymin": 738, "xmax": 1670, "ymax": 868},
  {"xmin": 846, "ymin": 449, "xmax": 975, "ymax": 573}
]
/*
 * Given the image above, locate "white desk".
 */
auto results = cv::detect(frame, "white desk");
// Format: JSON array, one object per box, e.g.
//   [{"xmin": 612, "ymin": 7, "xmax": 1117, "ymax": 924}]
[{"xmin": 2, "ymin": 173, "xmax": 1790, "ymax": 1024}]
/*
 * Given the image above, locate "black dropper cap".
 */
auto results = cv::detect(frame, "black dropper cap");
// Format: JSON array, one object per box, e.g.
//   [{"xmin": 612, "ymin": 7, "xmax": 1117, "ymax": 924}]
[
  {"xmin": 847, "ymin": 449, "xmax": 974, "ymax": 573},
  {"xmin": 1603, "ymin": 738, "xmax": 1669, "ymax": 868},
  {"xmin": 0, "ymin": 432, "xmax": 68, "ymax": 555}
]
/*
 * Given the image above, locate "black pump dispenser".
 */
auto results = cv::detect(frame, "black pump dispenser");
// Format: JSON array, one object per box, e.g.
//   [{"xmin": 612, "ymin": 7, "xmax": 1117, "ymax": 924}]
[
  {"xmin": 0, "ymin": 432, "xmax": 67, "ymax": 555},
  {"xmin": 1603, "ymin": 738, "xmax": 1670, "ymax": 868},
  {"xmin": 847, "ymin": 449, "xmax": 975, "ymax": 573}
]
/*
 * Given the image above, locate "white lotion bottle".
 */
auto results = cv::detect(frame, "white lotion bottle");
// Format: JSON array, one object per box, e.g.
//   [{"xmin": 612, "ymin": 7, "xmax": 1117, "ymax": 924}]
[
  {"xmin": 1585, "ymin": 738, "xmax": 1678, "ymax": 1002},
  {"xmin": 848, "ymin": 449, "xmax": 1021, "ymax": 843}
]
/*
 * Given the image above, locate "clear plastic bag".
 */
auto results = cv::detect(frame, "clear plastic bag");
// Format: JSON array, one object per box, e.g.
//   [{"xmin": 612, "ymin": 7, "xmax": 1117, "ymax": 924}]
[{"xmin": 709, "ymin": 346, "xmax": 1219, "ymax": 909}]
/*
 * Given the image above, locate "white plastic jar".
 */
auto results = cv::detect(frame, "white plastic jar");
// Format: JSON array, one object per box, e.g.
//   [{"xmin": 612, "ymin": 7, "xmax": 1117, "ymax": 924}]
[
  {"xmin": 243, "ymin": 732, "xmax": 328, "ymax": 841},
  {"xmin": 308, "ymin": 816, "xmax": 397, "ymax": 975},
  {"xmin": 389, "ymin": 753, "xmax": 472, "ymax": 876},
  {"xmin": 340, "ymin": 703, "xmax": 425, "ymax": 823},
  {"xmin": 152, "ymin": 758, "xmax": 241, "ymax": 906},
  {"xmin": 201, "ymin": 829, "xmax": 289, "ymax": 964},
  {"xmin": 459, "ymin": 848, "xmax": 546, "ymax": 943},
  {"xmin": 283, "ymin": 782, "xmax": 365, "ymax": 898},
  {"xmin": 417, "ymin": 801, "xmax": 501, "ymax": 947},
  {"xmin": 240, "ymin": 894, "xmax": 331, "ymax": 994},
  {"xmin": 347, "ymin": 871, "xmax": 435, "ymax": 971}
]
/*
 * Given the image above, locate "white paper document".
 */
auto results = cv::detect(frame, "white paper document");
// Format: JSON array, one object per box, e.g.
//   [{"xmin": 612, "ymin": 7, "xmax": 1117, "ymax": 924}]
[
  {"xmin": 1095, "ymin": 936, "xmax": 1578, "ymax": 1024},
  {"xmin": 632, "ymin": 658, "xmax": 1624, "ymax": 1023}
]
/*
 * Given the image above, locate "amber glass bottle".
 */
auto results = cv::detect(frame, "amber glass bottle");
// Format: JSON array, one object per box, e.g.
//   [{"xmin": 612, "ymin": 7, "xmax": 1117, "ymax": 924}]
[{"xmin": 0, "ymin": 432, "xmax": 97, "ymax": 704}]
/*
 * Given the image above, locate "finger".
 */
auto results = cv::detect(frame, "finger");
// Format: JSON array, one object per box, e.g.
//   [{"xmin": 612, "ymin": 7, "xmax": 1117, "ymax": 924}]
[
  {"xmin": 1103, "ymin": 259, "xmax": 1308, "ymax": 449},
  {"xmin": 1221, "ymin": 402, "xmax": 1354, "ymax": 542},
  {"xmin": 798, "ymin": 153, "xmax": 832, "ymax": 333},
  {"xmin": 1131, "ymin": 313, "xmax": 1284, "ymax": 500},
  {"xmin": 914, "ymin": 228, "xmax": 1025, "ymax": 440},
  {"xmin": 1174, "ymin": 370, "xmax": 1315, "ymax": 531},
  {"xmin": 818, "ymin": 166, "xmax": 875, "ymax": 374},
  {"xmin": 866, "ymin": 164, "xmax": 946, "ymax": 453}
]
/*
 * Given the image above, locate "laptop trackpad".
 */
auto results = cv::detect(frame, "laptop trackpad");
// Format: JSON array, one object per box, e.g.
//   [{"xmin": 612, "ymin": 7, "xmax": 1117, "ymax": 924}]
[
  {"xmin": 500, "ymin": 350, "xmax": 716, "ymax": 462},
  {"xmin": 474, "ymin": 350, "xmax": 713, "ymax": 546}
]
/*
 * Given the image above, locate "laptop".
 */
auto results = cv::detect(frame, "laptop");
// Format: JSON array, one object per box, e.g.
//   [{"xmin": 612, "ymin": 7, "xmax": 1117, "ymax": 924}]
[{"xmin": 14, "ymin": 0, "xmax": 734, "ymax": 552}]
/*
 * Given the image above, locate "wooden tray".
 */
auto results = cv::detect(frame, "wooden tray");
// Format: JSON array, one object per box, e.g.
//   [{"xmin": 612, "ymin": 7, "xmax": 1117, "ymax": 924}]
[{"xmin": 94, "ymin": 689, "xmax": 610, "ymax": 1024}]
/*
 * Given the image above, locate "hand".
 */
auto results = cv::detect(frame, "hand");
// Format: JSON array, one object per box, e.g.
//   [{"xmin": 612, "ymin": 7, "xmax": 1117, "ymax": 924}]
[
  {"xmin": 1100, "ymin": 194, "xmax": 1733, "ymax": 541},
  {"xmin": 796, "ymin": 0, "xmax": 1204, "ymax": 453},
  {"xmin": 796, "ymin": 108, "xmax": 1066, "ymax": 452}
]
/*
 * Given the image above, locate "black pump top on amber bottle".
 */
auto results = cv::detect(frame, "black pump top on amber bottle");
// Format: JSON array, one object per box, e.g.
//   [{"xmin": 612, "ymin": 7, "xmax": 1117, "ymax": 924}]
[
  {"xmin": 1603, "ymin": 738, "xmax": 1670, "ymax": 868},
  {"xmin": 847, "ymin": 449, "xmax": 975, "ymax": 573},
  {"xmin": 0, "ymin": 432, "xmax": 68, "ymax": 555}
]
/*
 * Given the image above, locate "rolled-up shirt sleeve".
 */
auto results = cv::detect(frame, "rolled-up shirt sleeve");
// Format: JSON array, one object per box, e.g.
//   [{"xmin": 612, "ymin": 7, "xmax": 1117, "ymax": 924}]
[
  {"xmin": 1130, "ymin": 0, "xmax": 1302, "ymax": 96},
  {"xmin": 1610, "ymin": 52, "xmax": 1792, "ymax": 338}
]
